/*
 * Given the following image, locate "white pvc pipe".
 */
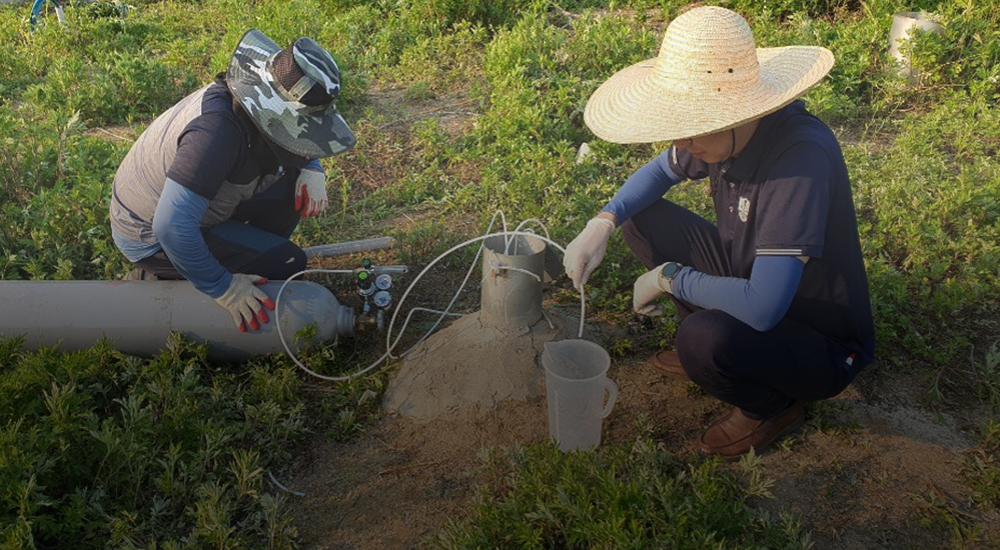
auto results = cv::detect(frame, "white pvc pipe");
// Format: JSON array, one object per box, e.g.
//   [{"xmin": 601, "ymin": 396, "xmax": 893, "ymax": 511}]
[
  {"xmin": 888, "ymin": 11, "xmax": 944, "ymax": 80},
  {"xmin": 303, "ymin": 237, "xmax": 394, "ymax": 258}
]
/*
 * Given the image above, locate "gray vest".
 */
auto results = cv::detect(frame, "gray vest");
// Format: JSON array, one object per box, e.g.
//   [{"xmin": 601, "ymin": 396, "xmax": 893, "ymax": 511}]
[{"xmin": 110, "ymin": 85, "xmax": 284, "ymax": 245}]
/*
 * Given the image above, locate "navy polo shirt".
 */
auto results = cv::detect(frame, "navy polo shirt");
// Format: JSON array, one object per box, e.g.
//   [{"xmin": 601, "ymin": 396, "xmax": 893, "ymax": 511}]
[{"xmin": 669, "ymin": 101, "xmax": 875, "ymax": 367}]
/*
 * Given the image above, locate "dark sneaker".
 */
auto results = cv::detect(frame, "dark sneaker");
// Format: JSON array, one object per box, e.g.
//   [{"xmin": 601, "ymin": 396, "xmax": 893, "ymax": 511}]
[
  {"xmin": 650, "ymin": 349, "xmax": 688, "ymax": 380},
  {"xmin": 698, "ymin": 402, "xmax": 805, "ymax": 460},
  {"xmin": 122, "ymin": 268, "xmax": 159, "ymax": 281}
]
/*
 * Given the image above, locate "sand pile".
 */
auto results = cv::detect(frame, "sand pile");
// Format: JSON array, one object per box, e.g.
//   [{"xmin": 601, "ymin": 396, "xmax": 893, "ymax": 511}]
[{"xmin": 382, "ymin": 309, "xmax": 581, "ymax": 422}]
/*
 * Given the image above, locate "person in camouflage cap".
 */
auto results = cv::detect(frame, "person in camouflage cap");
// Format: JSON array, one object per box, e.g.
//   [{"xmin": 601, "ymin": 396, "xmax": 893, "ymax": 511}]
[
  {"xmin": 109, "ymin": 29, "xmax": 356, "ymax": 333},
  {"xmin": 227, "ymin": 29, "xmax": 355, "ymax": 159}
]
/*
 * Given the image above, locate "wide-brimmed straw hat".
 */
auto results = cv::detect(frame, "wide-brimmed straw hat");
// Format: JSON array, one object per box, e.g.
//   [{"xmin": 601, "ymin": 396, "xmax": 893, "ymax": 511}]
[
  {"xmin": 583, "ymin": 6, "xmax": 834, "ymax": 143},
  {"xmin": 226, "ymin": 29, "xmax": 356, "ymax": 158}
]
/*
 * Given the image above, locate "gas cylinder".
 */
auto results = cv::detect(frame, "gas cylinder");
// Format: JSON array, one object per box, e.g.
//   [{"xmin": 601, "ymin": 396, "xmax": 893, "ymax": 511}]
[{"xmin": 0, "ymin": 280, "xmax": 354, "ymax": 362}]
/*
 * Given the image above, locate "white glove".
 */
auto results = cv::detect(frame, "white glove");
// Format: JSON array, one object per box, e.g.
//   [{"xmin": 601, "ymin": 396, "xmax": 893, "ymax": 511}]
[
  {"xmin": 214, "ymin": 274, "xmax": 275, "ymax": 332},
  {"xmin": 563, "ymin": 217, "xmax": 615, "ymax": 290},
  {"xmin": 295, "ymin": 168, "xmax": 328, "ymax": 218},
  {"xmin": 633, "ymin": 263, "xmax": 673, "ymax": 317}
]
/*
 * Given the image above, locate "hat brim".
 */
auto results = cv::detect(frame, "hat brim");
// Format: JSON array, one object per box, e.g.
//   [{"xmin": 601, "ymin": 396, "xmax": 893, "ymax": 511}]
[
  {"xmin": 226, "ymin": 29, "xmax": 356, "ymax": 158},
  {"xmin": 583, "ymin": 45, "xmax": 834, "ymax": 144}
]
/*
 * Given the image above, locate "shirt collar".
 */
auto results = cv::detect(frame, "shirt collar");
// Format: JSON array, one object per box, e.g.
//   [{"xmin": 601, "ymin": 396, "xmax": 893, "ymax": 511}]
[{"xmin": 725, "ymin": 100, "xmax": 805, "ymax": 182}]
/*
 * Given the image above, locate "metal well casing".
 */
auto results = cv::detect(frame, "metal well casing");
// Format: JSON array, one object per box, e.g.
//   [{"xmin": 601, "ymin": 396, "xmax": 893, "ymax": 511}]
[
  {"xmin": 480, "ymin": 234, "xmax": 546, "ymax": 330},
  {"xmin": 0, "ymin": 280, "xmax": 353, "ymax": 361}
]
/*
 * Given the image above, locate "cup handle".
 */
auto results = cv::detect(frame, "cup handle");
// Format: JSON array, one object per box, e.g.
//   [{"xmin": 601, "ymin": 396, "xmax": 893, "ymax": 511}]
[{"xmin": 599, "ymin": 378, "xmax": 618, "ymax": 419}]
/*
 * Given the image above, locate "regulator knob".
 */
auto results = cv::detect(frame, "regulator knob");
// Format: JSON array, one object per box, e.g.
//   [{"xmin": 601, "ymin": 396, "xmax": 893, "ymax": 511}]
[{"xmin": 357, "ymin": 270, "xmax": 375, "ymax": 296}]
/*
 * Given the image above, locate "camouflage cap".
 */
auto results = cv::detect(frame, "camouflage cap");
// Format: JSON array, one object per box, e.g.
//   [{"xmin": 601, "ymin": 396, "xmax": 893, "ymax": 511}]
[{"xmin": 226, "ymin": 29, "xmax": 356, "ymax": 158}]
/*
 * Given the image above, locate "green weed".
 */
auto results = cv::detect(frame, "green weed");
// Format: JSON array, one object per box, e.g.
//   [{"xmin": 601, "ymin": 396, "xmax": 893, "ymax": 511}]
[
  {"xmin": 427, "ymin": 435, "xmax": 812, "ymax": 549},
  {"xmin": 960, "ymin": 420, "xmax": 1000, "ymax": 519},
  {"xmin": 0, "ymin": 335, "xmax": 312, "ymax": 548},
  {"xmin": 969, "ymin": 342, "xmax": 1000, "ymax": 410},
  {"xmin": 912, "ymin": 485, "xmax": 984, "ymax": 548}
]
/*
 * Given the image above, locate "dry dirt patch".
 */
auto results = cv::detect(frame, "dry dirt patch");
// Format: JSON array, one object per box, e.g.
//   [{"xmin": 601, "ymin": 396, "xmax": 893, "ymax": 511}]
[{"xmin": 290, "ymin": 397, "xmax": 549, "ymax": 550}]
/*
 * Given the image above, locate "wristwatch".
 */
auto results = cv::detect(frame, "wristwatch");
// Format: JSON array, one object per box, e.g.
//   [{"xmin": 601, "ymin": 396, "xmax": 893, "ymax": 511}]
[{"xmin": 658, "ymin": 262, "xmax": 683, "ymax": 293}]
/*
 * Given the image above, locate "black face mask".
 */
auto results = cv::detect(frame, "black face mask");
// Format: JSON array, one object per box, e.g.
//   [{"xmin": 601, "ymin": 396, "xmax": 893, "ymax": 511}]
[
  {"xmin": 230, "ymin": 96, "xmax": 316, "ymax": 171},
  {"xmin": 261, "ymin": 134, "xmax": 314, "ymax": 170}
]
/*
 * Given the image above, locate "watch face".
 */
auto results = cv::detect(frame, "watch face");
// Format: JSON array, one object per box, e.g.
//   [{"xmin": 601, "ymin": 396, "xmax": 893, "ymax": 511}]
[{"xmin": 661, "ymin": 262, "xmax": 681, "ymax": 279}]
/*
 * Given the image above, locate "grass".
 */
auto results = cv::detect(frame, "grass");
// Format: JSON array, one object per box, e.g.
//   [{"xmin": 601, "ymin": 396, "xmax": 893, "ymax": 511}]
[
  {"xmin": 427, "ymin": 430, "xmax": 811, "ymax": 549},
  {"xmin": 1, "ymin": 0, "xmax": 1000, "ymax": 547}
]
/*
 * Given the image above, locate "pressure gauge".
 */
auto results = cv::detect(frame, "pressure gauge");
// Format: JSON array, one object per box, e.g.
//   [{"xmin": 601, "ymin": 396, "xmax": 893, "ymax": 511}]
[
  {"xmin": 375, "ymin": 273, "xmax": 393, "ymax": 290},
  {"xmin": 373, "ymin": 290, "xmax": 392, "ymax": 309}
]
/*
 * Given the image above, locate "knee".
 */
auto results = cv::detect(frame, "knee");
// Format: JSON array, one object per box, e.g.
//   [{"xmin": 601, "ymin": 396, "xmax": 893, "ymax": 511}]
[
  {"xmin": 621, "ymin": 201, "xmax": 685, "ymax": 265},
  {"xmin": 267, "ymin": 243, "xmax": 307, "ymax": 279},
  {"xmin": 621, "ymin": 218, "xmax": 643, "ymax": 252},
  {"xmin": 621, "ymin": 215, "xmax": 660, "ymax": 261},
  {"xmin": 675, "ymin": 310, "xmax": 741, "ymax": 381},
  {"xmin": 283, "ymin": 246, "xmax": 307, "ymax": 276}
]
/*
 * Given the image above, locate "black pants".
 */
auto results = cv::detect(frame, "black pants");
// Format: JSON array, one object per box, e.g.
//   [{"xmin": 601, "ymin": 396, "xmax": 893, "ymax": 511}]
[
  {"xmin": 622, "ymin": 200, "xmax": 854, "ymax": 418},
  {"xmin": 137, "ymin": 173, "xmax": 307, "ymax": 281}
]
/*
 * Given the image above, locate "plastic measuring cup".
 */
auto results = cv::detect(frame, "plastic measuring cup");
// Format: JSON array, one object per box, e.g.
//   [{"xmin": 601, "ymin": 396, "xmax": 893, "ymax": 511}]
[{"xmin": 542, "ymin": 339, "xmax": 618, "ymax": 452}]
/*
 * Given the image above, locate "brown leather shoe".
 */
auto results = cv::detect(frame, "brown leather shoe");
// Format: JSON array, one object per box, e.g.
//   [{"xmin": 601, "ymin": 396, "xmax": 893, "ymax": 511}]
[
  {"xmin": 698, "ymin": 402, "xmax": 805, "ymax": 460},
  {"xmin": 650, "ymin": 349, "xmax": 688, "ymax": 380}
]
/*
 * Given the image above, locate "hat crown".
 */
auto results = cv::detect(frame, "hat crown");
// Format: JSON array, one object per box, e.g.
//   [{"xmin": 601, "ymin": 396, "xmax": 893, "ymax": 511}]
[
  {"xmin": 654, "ymin": 7, "xmax": 760, "ymax": 95},
  {"xmin": 292, "ymin": 37, "xmax": 342, "ymax": 98},
  {"xmin": 268, "ymin": 38, "xmax": 342, "ymax": 107}
]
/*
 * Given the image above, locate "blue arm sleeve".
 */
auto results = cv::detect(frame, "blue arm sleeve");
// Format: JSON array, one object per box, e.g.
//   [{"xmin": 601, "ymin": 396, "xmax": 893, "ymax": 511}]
[
  {"xmin": 303, "ymin": 158, "xmax": 323, "ymax": 173},
  {"xmin": 671, "ymin": 255, "xmax": 805, "ymax": 332},
  {"xmin": 601, "ymin": 148, "xmax": 683, "ymax": 224},
  {"xmin": 152, "ymin": 178, "xmax": 232, "ymax": 298}
]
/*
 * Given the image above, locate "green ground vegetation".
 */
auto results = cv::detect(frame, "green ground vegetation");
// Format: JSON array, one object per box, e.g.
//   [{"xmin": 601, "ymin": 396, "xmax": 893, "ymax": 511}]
[
  {"xmin": 1, "ymin": 0, "xmax": 999, "ymax": 547},
  {"xmin": 429, "ymin": 428, "xmax": 812, "ymax": 549}
]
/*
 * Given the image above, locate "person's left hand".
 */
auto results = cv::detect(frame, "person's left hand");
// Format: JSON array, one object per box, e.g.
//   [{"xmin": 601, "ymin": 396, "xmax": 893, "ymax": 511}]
[
  {"xmin": 633, "ymin": 264, "xmax": 672, "ymax": 316},
  {"xmin": 295, "ymin": 168, "xmax": 328, "ymax": 217}
]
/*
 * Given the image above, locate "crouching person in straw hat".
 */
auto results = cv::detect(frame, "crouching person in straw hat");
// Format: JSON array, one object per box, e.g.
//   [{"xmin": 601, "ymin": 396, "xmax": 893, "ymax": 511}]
[
  {"xmin": 564, "ymin": 6, "xmax": 875, "ymax": 459},
  {"xmin": 110, "ymin": 29, "xmax": 356, "ymax": 332}
]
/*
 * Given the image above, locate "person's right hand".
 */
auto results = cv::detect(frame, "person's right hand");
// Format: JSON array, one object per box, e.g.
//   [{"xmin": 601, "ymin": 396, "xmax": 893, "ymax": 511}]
[
  {"xmin": 563, "ymin": 216, "xmax": 615, "ymax": 290},
  {"xmin": 214, "ymin": 274, "xmax": 276, "ymax": 332}
]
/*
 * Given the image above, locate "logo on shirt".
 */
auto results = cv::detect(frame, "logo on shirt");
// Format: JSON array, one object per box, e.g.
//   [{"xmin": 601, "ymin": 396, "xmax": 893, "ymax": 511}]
[{"xmin": 738, "ymin": 196, "xmax": 750, "ymax": 223}]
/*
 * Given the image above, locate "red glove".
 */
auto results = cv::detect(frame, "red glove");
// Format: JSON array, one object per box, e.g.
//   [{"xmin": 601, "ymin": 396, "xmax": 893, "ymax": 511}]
[{"xmin": 295, "ymin": 168, "xmax": 328, "ymax": 218}]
